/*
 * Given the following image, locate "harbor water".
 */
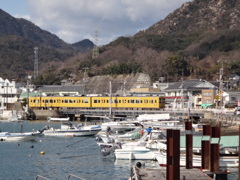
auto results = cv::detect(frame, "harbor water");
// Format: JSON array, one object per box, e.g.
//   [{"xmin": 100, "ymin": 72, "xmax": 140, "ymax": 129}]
[
  {"xmin": 0, "ymin": 121, "xmax": 238, "ymax": 180},
  {"xmin": 0, "ymin": 121, "xmax": 159, "ymax": 180}
]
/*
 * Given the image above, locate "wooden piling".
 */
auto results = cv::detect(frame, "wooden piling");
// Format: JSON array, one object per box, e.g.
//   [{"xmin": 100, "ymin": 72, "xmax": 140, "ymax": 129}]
[
  {"xmin": 167, "ymin": 129, "xmax": 180, "ymax": 180},
  {"xmin": 210, "ymin": 126, "xmax": 220, "ymax": 173},
  {"xmin": 201, "ymin": 125, "xmax": 211, "ymax": 170},
  {"xmin": 185, "ymin": 121, "xmax": 193, "ymax": 169}
]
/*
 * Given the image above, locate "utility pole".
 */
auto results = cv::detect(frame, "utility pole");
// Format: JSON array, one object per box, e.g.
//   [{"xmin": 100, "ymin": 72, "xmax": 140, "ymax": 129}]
[{"xmin": 219, "ymin": 61, "xmax": 224, "ymax": 110}]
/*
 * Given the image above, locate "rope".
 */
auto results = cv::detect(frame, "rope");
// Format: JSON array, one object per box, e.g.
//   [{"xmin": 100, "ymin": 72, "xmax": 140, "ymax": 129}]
[
  {"xmin": 66, "ymin": 137, "xmax": 90, "ymax": 147},
  {"xmin": 75, "ymin": 142, "xmax": 96, "ymax": 150},
  {"xmin": 60, "ymin": 153, "xmax": 98, "ymax": 159}
]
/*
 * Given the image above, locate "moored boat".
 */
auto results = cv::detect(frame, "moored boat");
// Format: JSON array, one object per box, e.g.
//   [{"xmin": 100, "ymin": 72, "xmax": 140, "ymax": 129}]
[
  {"xmin": 155, "ymin": 150, "xmax": 239, "ymax": 168},
  {"xmin": 0, "ymin": 131, "xmax": 42, "ymax": 142},
  {"xmin": 43, "ymin": 118, "xmax": 101, "ymax": 137}
]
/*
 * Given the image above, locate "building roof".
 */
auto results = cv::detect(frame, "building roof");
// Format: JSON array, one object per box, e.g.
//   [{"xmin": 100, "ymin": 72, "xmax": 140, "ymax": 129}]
[
  {"xmin": 164, "ymin": 79, "xmax": 216, "ymax": 91},
  {"xmin": 225, "ymin": 91, "xmax": 240, "ymax": 96},
  {"xmin": 38, "ymin": 85, "xmax": 85, "ymax": 93}
]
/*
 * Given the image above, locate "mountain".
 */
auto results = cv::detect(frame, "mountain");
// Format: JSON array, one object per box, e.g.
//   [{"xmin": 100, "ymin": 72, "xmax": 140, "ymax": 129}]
[
  {"xmin": 0, "ymin": 9, "xmax": 93, "ymax": 81},
  {"xmin": 2, "ymin": 0, "xmax": 240, "ymax": 84},
  {"xmin": 76, "ymin": 0, "xmax": 240, "ymax": 83}
]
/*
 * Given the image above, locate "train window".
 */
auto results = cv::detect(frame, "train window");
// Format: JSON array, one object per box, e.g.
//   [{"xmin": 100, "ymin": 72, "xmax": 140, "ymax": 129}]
[
  {"xmin": 130, "ymin": 100, "xmax": 134, "ymax": 103},
  {"xmin": 107, "ymin": 100, "xmax": 109, "ymax": 103},
  {"xmin": 84, "ymin": 99, "xmax": 88, "ymax": 103},
  {"xmin": 144, "ymin": 100, "xmax": 148, "ymax": 103},
  {"xmin": 140, "ymin": 100, "xmax": 142, "ymax": 103},
  {"xmin": 150, "ymin": 100, "xmax": 153, "ymax": 104},
  {"xmin": 69, "ymin": 100, "xmax": 73, "ymax": 103},
  {"xmin": 114, "ymin": 100, "xmax": 118, "ymax": 103},
  {"xmin": 54, "ymin": 100, "xmax": 56, "ymax": 103},
  {"xmin": 50, "ymin": 100, "xmax": 53, "ymax": 103},
  {"xmin": 64, "ymin": 100, "xmax": 68, "ymax": 103},
  {"xmin": 123, "ymin": 100, "xmax": 126, "ymax": 103},
  {"xmin": 62, "ymin": 100, "xmax": 64, "ymax": 103},
  {"xmin": 94, "ymin": 100, "xmax": 97, "ymax": 103},
  {"xmin": 45, "ymin": 100, "xmax": 49, "ymax": 103},
  {"xmin": 98, "ymin": 100, "xmax": 100, "ymax": 103},
  {"xmin": 119, "ymin": 100, "xmax": 121, "ymax": 103},
  {"xmin": 136, "ymin": 99, "xmax": 140, "ymax": 103}
]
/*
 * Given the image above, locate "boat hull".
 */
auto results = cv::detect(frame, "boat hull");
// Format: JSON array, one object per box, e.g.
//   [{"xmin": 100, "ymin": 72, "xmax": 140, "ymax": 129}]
[
  {"xmin": 115, "ymin": 147, "xmax": 156, "ymax": 160},
  {"xmin": 0, "ymin": 132, "xmax": 37, "ymax": 142},
  {"xmin": 155, "ymin": 151, "xmax": 239, "ymax": 168},
  {"xmin": 43, "ymin": 129, "xmax": 101, "ymax": 137}
]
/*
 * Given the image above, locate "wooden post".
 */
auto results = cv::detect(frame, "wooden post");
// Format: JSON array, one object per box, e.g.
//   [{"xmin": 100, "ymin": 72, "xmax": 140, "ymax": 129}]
[
  {"xmin": 185, "ymin": 120, "xmax": 193, "ymax": 169},
  {"xmin": 167, "ymin": 129, "xmax": 180, "ymax": 180},
  {"xmin": 239, "ymin": 125, "xmax": 240, "ymax": 180},
  {"xmin": 210, "ymin": 126, "xmax": 220, "ymax": 172},
  {"xmin": 201, "ymin": 125, "xmax": 211, "ymax": 170}
]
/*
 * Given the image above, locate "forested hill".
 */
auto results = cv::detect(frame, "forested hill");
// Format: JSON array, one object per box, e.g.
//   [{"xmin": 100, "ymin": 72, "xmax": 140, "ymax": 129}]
[
  {"xmin": 0, "ymin": 9, "xmax": 93, "ymax": 81},
  {"xmin": 2, "ymin": 0, "xmax": 240, "ymax": 84},
  {"xmin": 76, "ymin": 0, "xmax": 240, "ymax": 83}
]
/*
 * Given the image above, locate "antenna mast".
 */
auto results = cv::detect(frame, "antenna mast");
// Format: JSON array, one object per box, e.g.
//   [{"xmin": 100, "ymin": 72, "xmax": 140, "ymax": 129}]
[{"xmin": 34, "ymin": 47, "xmax": 39, "ymax": 78}]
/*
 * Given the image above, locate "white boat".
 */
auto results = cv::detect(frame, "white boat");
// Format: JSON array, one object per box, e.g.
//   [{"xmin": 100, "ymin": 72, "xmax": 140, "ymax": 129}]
[
  {"xmin": 155, "ymin": 150, "xmax": 239, "ymax": 168},
  {"xmin": 0, "ymin": 131, "xmax": 42, "ymax": 142},
  {"xmin": 114, "ymin": 130, "xmax": 166, "ymax": 160},
  {"xmin": 43, "ymin": 118, "xmax": 101, "ymax": 137},
  {"xmin": 97, "ymin": 130, "xmax": 166, "ymax": 160},
  {"xmin": 96, "ymin": 127, "xmax": 145, "ymax": 143},
  {"xmin": 101, "ymin": 121, "xmax": 140, "ymax": 133}
]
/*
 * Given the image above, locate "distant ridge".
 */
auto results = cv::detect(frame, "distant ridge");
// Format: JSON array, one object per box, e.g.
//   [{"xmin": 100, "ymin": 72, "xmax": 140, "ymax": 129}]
[{"xmin": 0, "ymin": 9, "xmax": 93, "ymax": 80}]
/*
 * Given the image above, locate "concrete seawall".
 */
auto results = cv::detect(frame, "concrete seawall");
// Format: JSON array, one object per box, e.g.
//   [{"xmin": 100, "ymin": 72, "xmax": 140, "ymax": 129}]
[{"xmin": 31, "ymin": 109, "xmax": 60, "ymax": 120}]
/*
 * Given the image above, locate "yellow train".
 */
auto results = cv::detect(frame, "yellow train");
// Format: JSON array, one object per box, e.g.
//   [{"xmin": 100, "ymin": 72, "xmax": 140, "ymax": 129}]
[{"xmin": 28, "ymin": 96, "xmax": 165, "ymax": 110}]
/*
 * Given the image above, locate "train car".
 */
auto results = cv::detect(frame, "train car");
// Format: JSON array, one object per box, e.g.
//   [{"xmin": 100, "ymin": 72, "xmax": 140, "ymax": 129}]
[
  {"xmin": 29, "ymin": 96, "xmax": 165, "ymax": 110},
  {"xmin": 114, "ymin": 96, "xmax": 165, "ymax": 109},
  {"xmin": 28, "ymin": 96, "xmax": 92, "ymax": 109},
  {"xmin": 91, "ymin": 96, "xmax": 118, "ymax": 108}
]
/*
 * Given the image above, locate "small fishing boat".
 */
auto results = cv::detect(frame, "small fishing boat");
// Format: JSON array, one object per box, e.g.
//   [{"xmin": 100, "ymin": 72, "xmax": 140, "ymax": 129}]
[
  {"xmin": 43, "ymin": 117, "xmax": 101, "ymax": 137},
  {"xmin": 97, "ymin": 129, "xmax": 167, "ymax": 160},
  {"xmin": 0, "ymin": 131, "xmax": 42, "ymax": 142}
]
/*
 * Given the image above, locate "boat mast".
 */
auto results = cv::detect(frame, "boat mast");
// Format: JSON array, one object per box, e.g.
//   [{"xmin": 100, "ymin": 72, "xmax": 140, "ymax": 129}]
[{"xmin": 109, "ymin": 81, "xmax": 112, "ymax": 117}]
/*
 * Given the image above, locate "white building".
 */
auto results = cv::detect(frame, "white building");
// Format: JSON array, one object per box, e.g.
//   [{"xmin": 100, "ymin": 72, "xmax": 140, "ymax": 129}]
[{"xmin": 0, "ymin": 78, "xmax": 19, "ymax": 109}]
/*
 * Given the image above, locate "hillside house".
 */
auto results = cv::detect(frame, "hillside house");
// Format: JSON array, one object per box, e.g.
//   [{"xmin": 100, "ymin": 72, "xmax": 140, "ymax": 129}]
[
  {"xmin": 0, "ymin": 78, "xmax": 19, "ymax": 110},
  {"xmin": 164, "ymin": 79, "xmax": 217, "ymax": 109}
]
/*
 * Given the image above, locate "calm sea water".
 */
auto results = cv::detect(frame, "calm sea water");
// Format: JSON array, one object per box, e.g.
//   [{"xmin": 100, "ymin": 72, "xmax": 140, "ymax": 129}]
[
  {"xmin": 0, "ymin": 121, "xmax": 159, "ymax": 180},
  {"xmin": 0, "ymin": 121, "xmax": 238, "ymax": 180}
]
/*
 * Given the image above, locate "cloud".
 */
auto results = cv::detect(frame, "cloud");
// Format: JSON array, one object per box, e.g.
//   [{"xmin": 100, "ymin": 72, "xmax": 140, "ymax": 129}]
[{"xmin": 26, "ymin": 0, "xmax": 189, "ymax": 45}]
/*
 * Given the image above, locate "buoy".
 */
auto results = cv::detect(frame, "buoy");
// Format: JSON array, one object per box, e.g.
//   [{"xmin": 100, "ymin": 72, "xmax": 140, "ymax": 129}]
[{"xmin": 40, "ymin": 151, "xmax": 45, "ymax": 155}]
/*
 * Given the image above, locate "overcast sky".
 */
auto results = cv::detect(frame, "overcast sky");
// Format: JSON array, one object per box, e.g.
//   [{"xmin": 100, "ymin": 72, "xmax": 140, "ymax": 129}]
[{"xmin": 0, "ymin": 0, "xmax": 190, "ymax": 45}]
